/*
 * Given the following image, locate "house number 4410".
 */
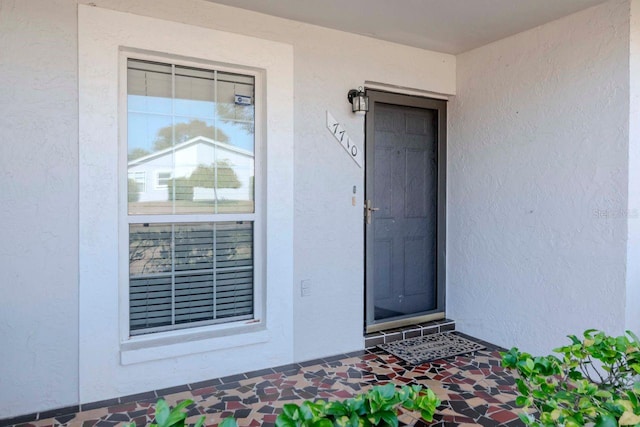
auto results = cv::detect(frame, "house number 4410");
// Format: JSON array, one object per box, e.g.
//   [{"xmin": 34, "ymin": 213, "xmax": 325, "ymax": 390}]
[{"xmin": 326, "ymin": 111, "xmax": 363, "ymax": 168}]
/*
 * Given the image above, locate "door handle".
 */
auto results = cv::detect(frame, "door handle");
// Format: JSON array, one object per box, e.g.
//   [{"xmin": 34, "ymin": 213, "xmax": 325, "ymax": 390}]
[{"xmin": 364, "ymin": 200, "xmax": 380, "ymax": 225}]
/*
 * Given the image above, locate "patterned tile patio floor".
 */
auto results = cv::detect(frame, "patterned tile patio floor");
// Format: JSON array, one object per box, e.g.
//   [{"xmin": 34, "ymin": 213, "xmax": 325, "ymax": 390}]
[{"xmin": 5, "ymin": 333, "xmax": 526, "ymax": 427}]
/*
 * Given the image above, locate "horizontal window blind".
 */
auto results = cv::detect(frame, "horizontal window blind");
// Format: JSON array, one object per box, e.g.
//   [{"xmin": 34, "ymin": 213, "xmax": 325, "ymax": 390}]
[{"xmin": 129, "ymin": 221, "xmax": 253, "ymax": 335}]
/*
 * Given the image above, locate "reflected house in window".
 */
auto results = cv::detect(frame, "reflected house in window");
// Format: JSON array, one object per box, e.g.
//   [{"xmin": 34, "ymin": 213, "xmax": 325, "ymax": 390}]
[{"xmin": 127, "ymin": 136, "xmax": 254, "ymax": 209}]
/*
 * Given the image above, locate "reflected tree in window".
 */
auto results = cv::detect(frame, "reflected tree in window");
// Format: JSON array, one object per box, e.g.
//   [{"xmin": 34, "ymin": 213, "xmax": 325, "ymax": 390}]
[{"xmin": 154, "ymin": 119, "xmax": 229, "ymax": 151}]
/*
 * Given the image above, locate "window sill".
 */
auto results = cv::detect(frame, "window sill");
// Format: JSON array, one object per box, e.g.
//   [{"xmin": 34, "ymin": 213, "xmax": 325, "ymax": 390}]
[{"xmin": 120, "ymin": 321, "xmax": 268, "ymax": 365}]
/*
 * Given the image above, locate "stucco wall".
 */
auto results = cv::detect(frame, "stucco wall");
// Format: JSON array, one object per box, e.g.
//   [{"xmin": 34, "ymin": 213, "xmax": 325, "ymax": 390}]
[
  {"xmin": 628, "ymin": 0, "xmax": 640, "ymax": 335},
  {"xmin": 81, "ymin": 0, "xmax": 455, "ymax": 364},
  {"xmin": 1, "ymin": 0, "xmax": 455, "ymax": 418},
  {"xmin": 448, "ymin": 0, "xmax": 631, "ymax": 353},
  {"xmin": 0, "ymin": 0, "xmax": 80, "ymax": 417}
]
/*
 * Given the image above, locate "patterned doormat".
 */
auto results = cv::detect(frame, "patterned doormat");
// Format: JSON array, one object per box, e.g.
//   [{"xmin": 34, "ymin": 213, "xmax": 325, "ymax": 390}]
[{"xmin": 379, "ymin": 332, "xmax": 485, "ymax": 365}]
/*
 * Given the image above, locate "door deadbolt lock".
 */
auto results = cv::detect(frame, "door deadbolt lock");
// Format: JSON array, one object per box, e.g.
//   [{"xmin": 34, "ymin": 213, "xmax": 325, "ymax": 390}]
[{"xmin": 364, "ymin": 199, "xmax": 380, "ymax": 225}]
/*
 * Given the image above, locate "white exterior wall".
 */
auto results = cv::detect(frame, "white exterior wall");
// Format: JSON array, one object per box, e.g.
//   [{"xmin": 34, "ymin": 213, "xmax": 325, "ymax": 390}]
[
  {"xmin": 448, "ymin": 0, "xmax": 631, "ymax": 353},
  {"xmin": 8, "ymin": 0, "xmax": 636, "ymax": 419},
  {"xmin": 84, "ymin": 0, "xmax": 456, "ymax": 363},
  {"xmin": 0, "ymin": 0, "xmax": 455, "ymax": 417},
  {"xmin": 628, "ymin": 0, "xmax": 640, "ymax": 335},
  {"xmin": 0, "ymin": 0, "xmax": 80, "ymax": 417},
  {"xmin": 78, "ymin": 5, "xmax": 295, "ymax": 404}
]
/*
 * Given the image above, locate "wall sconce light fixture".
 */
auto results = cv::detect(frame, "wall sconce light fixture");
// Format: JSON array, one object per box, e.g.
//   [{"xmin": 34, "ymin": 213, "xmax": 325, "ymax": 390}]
[{"xmin": 347, "ymin": 87, "xmax": 369, "ymax": 116}]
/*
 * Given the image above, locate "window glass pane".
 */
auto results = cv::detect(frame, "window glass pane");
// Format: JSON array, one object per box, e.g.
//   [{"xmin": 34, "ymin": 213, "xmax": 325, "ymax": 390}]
[
  {"xmin": 217, "ymin": 75, "xmax": 255, "ymax": 153},
  {"xmin": 129, "ymin": 222, "xmax": 254, "ymax": 334},
  {"xmin": 129, "ymin": 224, "xmax": 173, "ymax": 276},
  {"xmin": 128, "ymin": 171, "xmax": 146, "ymax": 194},
  {"xmin": 174, "ymin": 66, "xmax": 215, "ymax": 118},
  {"xmin": 127, "ymin": 60, "xmax": 172, "ymax": 114},
  {"xmin": 127, "ymin": 59, "xmax": 174, "ymax": 214},
  {"xmin": 170, "ymin": 115, "xmax": 217, "ymax": 214},
  {"xmin": 127, "ymin": 59, "xmax": 255, "ymax": 215}
]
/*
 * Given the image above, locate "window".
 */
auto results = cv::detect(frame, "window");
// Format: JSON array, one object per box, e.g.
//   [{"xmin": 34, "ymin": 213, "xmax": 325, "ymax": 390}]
[
  {"xmin": 155, "ymin": 171, "xmax": 172, "ymax": 189},
  {"xmin": 128, "ymin": 171, "xmax": 146, "ymax": 192},
  {"xmin": 126, "ymin": 58, "xmax": 257, "ymax": 335}
]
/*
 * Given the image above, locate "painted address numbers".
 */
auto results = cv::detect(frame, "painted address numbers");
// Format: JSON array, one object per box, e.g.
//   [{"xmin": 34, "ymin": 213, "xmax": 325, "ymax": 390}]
[{"xmin": 326, "ymin": 111, "xmax": 363, "ymax": 168}]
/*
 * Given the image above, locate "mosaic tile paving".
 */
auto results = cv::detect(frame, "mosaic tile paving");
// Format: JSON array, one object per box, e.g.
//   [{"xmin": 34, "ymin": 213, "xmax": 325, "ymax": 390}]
[{"xmin": 4, "ymin": 333, "xmax": 527, "ymax": 427}]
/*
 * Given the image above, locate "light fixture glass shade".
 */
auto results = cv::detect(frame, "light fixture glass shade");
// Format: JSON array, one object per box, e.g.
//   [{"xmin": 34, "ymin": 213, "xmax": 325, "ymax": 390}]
[{"xmin": 348, "ymin": 88, "xmax": 369, "ymax": 115}]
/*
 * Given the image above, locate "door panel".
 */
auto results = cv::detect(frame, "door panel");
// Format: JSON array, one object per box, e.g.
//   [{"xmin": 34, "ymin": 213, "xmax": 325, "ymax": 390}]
[{"xmin": 365, "ymin": 91, "xmax": 446, "ymax": 330}]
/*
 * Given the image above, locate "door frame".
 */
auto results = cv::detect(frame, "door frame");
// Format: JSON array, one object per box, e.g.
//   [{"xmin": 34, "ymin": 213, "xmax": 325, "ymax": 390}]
[{"xmin": 364, "ymin": 89, "xmax": 447, "ymax": 333}]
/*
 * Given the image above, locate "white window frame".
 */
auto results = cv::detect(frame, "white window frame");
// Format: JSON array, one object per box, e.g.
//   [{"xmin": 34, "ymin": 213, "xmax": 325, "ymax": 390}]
[
  {"xmin": 154, "ymin": 170, "xmax": 172, "ymax": 189},
  {"xmin": 128, "ymin": 171, "xmax": 146, "ymax": 192},
  {"xmin": 118, "ymin": 50, "xmax": 265, "ymax": 345}
]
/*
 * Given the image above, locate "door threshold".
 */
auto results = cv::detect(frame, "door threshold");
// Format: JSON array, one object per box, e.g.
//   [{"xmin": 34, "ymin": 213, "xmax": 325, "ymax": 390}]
[
  {"xmin": 366, "ymin": 312, "xmax": 445, "ymax": 334},
  {"xmin": 364, "ymin": 318, "xmax": 455, "ymax": 348}
]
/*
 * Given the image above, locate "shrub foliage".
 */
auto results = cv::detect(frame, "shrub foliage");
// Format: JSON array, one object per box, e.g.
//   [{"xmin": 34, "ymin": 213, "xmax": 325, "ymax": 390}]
[{"xmin": 501, "ymin": 329, "xmax": 640, "ymax": 426}]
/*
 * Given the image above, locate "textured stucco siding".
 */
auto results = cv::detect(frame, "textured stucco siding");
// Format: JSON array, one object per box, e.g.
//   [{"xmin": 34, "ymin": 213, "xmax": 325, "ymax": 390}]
[
  {"xmin": 79, "ymin": 0, "xmax": 455, "ymax": 364},
  {"xmin": 0, "ymin": 0, "xmax": 80, "ymax": 417},
  {"xmin": 2, "ymin": 0, "xmax": 637, "ymax": 419},
  {"xmin": 449, "ymin": 0, "xmax": 631, "ymax": 353},
  {"xmin": 0, "ymin": 0, "xmax": 455, "ymax": 417},
  {"xmin": 627, "ymin": 0, "xmax": 640, "ymax": 335}
]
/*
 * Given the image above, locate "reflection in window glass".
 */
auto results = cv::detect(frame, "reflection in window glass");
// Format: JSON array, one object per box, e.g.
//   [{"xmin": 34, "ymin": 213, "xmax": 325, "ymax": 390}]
[
  {"xmin": 128, "ymin": 222, "xmax": 254, "ymax": 333},
  {"xmin": 127, "ymin": 59, "xmax": 255, "ymax": 215},
  {"xmin": 125, "ymin": 58, "xmax": 259, "ymax": 336}
]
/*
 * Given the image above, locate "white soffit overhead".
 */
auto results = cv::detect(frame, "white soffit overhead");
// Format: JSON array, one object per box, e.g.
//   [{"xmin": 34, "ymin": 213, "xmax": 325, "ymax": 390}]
[{"xmin": 205, "ymin": 0, "xmax": 609, "ymax": 54}]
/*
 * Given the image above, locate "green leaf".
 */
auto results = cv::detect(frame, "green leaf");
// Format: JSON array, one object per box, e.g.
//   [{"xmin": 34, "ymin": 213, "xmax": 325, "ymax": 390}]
[
  {"xmin": 326, "ymin": 401, "xmax": 348, "ymax": 417},
  {"xmin": 526, "ymin": 359, "xmax": 535, "ymax": 371},
  {"xmin": 568, "ymin": 335, "xmax": 582, "ymax": 345},
  {"xmin": 154, "ymin": 399, "xmax": 171, "ymax": 427},
  {"xmin": 627, "ymin": 330, "xmax": 640, "ymax": 346},
  {"xmin": 419, "ymin": 408, "xmax": 435, "ymax": 422},
  {"xmin": 379, "ymin": 411, "xmax": 398, "ymax": 427},
  {"xmin": 283, "ymin": 404, "xmax": 300, "ymax": 420},
  {"xmin": 368, "ymin": 412, "xmax": 382, "ymax": 425},
  {"xmin": 518, "ymin": 412, "xmax": 533, "ymax": 425},
  {"xmin": 516, "ymin": 379, "xmax": 530, "ymax": 397},
  {"xmin": 193, "ymin": 416, "xmax": 206, "ymax": 427},
  {"xmin": 377, "ymin": 383, "xmax": 396, "ymax": 400},
  {"xmin": 532, "ymin": 390, "xmax": 546, "ymax": 400},
  {"xmin": 299, "ymin": 403, "xmax": 315, "ymax": 421},
  {"xmin": 311, "ymin": 419, "xmax": 333, "ymax": 427},
  {"xmin": 275, "ymin": 416, "xmax": 298, "ymax": 427},
  {"xmin": 349, "ymin": 412, "xmax": 360, "ymax": 427},
  {"xmin": 172, "ymin": 399, "xmax": 194, "ymax": 412},
  {"xmin": 619, "ymin": 410, "xmax": 640, "ymax": 425},
  {"xmin": 569, "ymin": 370, "xmax": 585, "ymax": 380},
  {"xmin": 554, "ymin": 391, "xmax": 573, "ymax": 401},
  {"xmin": 219, "ymin": 417, "xmax": 237, "ymax": 427},
  {"xmin": 335, "ymin": 416, "xmax": 350, "ymax": 427},
  {"xmin": 594, "ymin": 414, "xmax": 618, "ymax": 427},
  {"xmin": 515, "ymin": 396, "xmax": 530, "ymax": 407},
  {"xmin": 165, "ymin": 403, "xmax": 193, "ymax": 427},
  {"xmin": 596, "ymin": 390, "xmax": 614, "ymax": 400},
  {"xmin": 564, "ymin": 416, "xmax": 581, "ymax": 427}
]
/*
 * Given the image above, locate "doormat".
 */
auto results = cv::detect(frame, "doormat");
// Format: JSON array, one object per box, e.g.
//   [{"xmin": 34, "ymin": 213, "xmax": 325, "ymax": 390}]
[{"xmin": 379, "ymin": 332, "xmax": 485, "ymax": 365}]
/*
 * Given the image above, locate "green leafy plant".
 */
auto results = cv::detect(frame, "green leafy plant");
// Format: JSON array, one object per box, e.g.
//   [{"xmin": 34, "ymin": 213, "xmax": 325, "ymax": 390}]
[
  {"xmin": 501, "ymin": 329, "xmax": 640, "ymax": 426},
  {"xmin": 271, "ymin": 383, "xmax": 440, "ymax": 427},
  {"xmin": 123, "ymin": 384, "xmax": 438, "ymax": 427},
  {"xmin": 123, "ymin": 398, "xmax": 205, "ymax": 427}
]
